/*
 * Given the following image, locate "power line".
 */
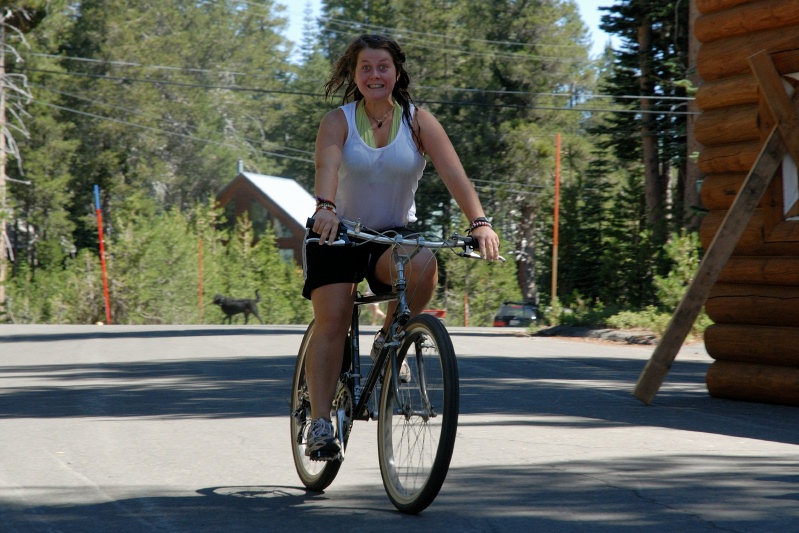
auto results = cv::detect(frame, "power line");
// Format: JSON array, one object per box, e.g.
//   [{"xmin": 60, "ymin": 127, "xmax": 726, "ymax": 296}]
[
  {"xmin": 417, "ymin": 98, "xmax": 698, "ymax": 115},
  {"xmin": 322, "ymin": 21, "xmax": 590, "ymax": 64},
  {"xmin": 417, "ymin": 84, "xmax": 692, "ymax": 102},
  {"xmin": 22, "ymin": 66, "xmax": 694, "ymax": 116},
  {"xmin": 30, "ymin": 52, "xmax": 286, "ymax": 85},
  {"xmin": 18, "ymin": 66, "xmax": 322, "ymax": 98},
  {"xmin": 27, "ymin": 53, "xmax": 694, "ymax": 104},
  {"xmin": 32, "ymin": 83, "xmax": 315, "ymax": 157},
  {"xmin": 321, "ymin": 17, "xmax": 588, "ymax": 51},
  {"xmin": 32, "ymin": 100, "xmax": 315, "ymax": 165}
]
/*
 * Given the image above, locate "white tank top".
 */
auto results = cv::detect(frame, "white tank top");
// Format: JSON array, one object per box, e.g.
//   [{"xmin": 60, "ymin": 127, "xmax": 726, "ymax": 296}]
[{"xmin": 335, "ymin": 101, "xmax": 426, "ymax": 230}]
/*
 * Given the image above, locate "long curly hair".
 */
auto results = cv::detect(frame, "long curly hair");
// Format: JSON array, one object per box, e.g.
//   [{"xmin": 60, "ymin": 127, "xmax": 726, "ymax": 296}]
[{"xmin": 324, "ymin": 34, "xmax": 415, "ymax": 135}]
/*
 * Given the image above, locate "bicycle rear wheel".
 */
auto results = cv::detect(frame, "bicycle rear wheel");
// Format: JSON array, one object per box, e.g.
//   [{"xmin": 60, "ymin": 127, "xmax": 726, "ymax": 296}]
[
  {"xmin": 377, "ymin": 313, "xmax": 459, "ymax": 514},
  {"xmin": 290, "ymin": 320, "xmax": 343, "ymax": 491}
]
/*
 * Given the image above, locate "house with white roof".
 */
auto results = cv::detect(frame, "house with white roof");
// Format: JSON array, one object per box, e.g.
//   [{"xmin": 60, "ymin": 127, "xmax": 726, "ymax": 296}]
[{"xmin": 216, "ymin": 162, "xmax": 315, "ymax": 264}]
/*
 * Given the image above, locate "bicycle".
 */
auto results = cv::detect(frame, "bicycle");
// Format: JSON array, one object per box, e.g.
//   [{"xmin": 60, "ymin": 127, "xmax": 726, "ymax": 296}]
[{"xmin": 290, "ymin": 218, "xmax": 498, "ymax": 514}]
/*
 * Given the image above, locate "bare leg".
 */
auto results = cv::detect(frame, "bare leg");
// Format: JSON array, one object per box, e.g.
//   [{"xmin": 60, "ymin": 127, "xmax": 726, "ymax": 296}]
[
  {"xmin": 305, "ymin": 283, "xmax": 356, "ymax": 420},
  {"xmin": 375, "ymin": 247, "xmax": 438, "ymax": 333}
]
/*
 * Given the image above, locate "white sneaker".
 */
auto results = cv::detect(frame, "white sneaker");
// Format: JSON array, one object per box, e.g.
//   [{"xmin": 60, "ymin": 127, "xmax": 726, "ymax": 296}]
[{"xmin": 305, "ymin": 418, "xmax": 340, "ymax": 460}]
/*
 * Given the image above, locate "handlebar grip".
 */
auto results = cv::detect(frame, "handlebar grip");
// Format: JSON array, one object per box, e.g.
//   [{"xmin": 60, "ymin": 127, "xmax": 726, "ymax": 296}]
[{"xmin": 305, "ymin": 217, "xmax": 350, "ymax": 245}]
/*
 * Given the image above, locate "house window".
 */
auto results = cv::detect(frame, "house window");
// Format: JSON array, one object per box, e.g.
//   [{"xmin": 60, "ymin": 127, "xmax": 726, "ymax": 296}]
[
  {"xmin": 760, "ymin": 65, "xmax": 799, "ymax": 242},
  {"xmin": 224, "ymin": 199, "xmax": 237, "ymax": 229},
  {"xmin": 783, "ymin": 153, "xmax": 799, "ymax": 220},
  {"xmin": 251, "ymin": 200, "xmax": 270, "ymax": 235},
  {"xmin": 272, "ymin": 217, "xmax": 292, "ymax": 238},
  {"xmin": 781, "ymin": 73, "xmax": 799, "ymax": 221},
  {"xmin": 279, "ymin": 248, "xmax": 295, "ymax": 263},
  {"xmin": 249, "ymin": 200, "xmax": 293, "ymax": 238}
]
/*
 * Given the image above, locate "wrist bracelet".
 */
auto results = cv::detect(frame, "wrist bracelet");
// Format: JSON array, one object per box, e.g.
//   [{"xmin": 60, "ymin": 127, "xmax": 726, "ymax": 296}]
[
  {"xmin": 468, "ymin": 217, "xmax": 492, "ymax": 233},
  {"xmin": 315, "ymin": 203, "xmax": 337, "ymax": 215},
  {"xmin": 314, "ymin": 196, "xmax": 336, "ymax": 208}
]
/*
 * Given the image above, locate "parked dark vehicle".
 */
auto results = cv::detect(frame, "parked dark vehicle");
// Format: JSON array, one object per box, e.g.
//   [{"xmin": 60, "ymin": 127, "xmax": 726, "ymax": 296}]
[{"xmin": 493, "ymin": 301, "xmax": 537, "ymax": 327}]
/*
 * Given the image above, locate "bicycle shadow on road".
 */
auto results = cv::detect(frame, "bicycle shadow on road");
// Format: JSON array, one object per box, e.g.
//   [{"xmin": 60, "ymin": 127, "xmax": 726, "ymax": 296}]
[
  {"xmin": 4, "ymin": 460, "xmax": 798, "ymax": 533},
  {"xmin": 0, "ymin": 484, "xmax": 429, "ymax": 532}
]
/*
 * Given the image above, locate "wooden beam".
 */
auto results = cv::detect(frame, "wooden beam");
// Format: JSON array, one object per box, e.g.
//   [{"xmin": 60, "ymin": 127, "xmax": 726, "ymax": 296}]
[
  {"xmin": 749, "ymin": 49, "xmax": 799, "ymax": 169},
  {"xmin": 633, "ymin": 50, "xmax": 799, "ymax": 405},
  {"xmin": 633, "ymin": 126, "xmax": 786, "ymax": 404}
]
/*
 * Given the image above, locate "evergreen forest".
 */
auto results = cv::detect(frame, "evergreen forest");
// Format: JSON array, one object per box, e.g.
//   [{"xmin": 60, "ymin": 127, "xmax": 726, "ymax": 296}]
[{"xmin": 0, "ymin": 0, "xmax": 704, "ymax": 330}]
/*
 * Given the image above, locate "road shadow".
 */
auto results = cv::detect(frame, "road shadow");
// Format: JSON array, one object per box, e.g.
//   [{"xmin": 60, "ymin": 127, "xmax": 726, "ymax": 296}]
[
  {"xmin": 0, "ymin": 327, "xmax": 299, "ymax": 344},
  {"xmin": 3, "ymin": 454, "xmax": 798, "ymax": 533},
  {"xmin": 0, "ymin": 355, "xmax": 297, "ymax": 419},
  {"xmin": 1, "ymin": 331, "xmax": 797, "ymax": 446}
]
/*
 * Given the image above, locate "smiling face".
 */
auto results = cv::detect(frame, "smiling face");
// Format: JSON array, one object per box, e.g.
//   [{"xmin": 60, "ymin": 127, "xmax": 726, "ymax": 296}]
[{"xmin": 354, "ymin": 47, "xmax": 397, "ymax": 102}]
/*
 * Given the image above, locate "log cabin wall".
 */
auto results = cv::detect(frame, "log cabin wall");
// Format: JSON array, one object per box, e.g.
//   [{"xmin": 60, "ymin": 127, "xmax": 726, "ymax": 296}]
[{"xmin": 694, "ymin": 0, "xmax": 799, "ymax": 405}]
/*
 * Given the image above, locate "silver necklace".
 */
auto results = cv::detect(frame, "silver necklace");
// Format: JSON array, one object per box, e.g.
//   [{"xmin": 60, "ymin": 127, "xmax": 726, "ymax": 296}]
[{"xmin": 363, "ymin": 102, "xmax": 393, "ymax": 128}]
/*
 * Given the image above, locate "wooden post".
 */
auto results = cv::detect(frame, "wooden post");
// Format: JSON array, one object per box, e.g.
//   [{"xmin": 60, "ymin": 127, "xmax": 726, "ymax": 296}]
[
  {"xmin": 551, "ymin": 133, "xmax": 560, "ymax": 303},
  {"xmin": 633, "ymin": 50, "xmax": 798, "ymax": 404},
  {"xmin": 198, "ymin": 238, "xmax": 203, "ymax": 324},
  {"xmin": 94, "ymin": 186, "xmax": 112, "ymax": 325},
  {"xmin": 634, "ymin": 127, "xmax": 785, "ymax": 404},
  {"xmin": 0, "ymin": 25, "xmax": 6, "ymax": 316}
]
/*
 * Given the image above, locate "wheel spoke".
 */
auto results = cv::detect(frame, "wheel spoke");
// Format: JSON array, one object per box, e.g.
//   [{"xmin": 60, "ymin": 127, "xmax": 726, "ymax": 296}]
[{"xmin": 378, "ymin": 314, "xmax": 458, "ymax": 514}]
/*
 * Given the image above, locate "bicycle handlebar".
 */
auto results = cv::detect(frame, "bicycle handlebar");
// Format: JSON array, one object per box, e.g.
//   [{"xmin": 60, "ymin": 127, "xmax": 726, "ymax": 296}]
[{"xmin": 305, "ymin": 217, "xmax": 503, "ymax": 260}]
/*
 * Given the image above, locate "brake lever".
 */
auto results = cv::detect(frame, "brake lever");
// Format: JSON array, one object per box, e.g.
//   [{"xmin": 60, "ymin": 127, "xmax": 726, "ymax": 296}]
[
  {"xmin": 305, "ymin": 237, "xmax": 350, "ymax": 246},
  {"xmin": 458, "ymin": 250, "xmax": 506, "ymax": 262}
]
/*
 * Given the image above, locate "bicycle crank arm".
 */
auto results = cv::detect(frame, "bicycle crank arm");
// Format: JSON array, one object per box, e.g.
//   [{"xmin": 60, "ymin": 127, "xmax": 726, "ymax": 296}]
[{"xmin": 336, "ymin": 407, "xmax": 347, "ymax": 456}]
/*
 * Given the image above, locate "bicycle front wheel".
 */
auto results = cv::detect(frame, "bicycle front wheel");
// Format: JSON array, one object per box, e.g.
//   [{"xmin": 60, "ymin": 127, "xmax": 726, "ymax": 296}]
[
  {"xmin": 377, "ymin": 313, "xmax": 459, "ymax": 514},
  {"xmin": 290, "ymin": 320, "xmax": 342, "ymax": 491}
]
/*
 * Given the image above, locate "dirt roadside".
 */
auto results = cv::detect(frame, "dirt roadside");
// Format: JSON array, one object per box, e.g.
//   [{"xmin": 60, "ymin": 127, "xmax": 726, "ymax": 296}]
[{"xmin": 533, "ymin": 325, "xmax": 660, "ymax": 345}]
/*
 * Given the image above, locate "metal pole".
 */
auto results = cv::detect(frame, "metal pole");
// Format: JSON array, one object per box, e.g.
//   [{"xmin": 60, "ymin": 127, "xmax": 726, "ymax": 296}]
[
  {"xmin": 551, "ymin": 133, "xmax": 560, "ymax": 303},
  {"xmin": 0, "ymin": 24, "xmax": 7, "ymax": 316},
  {"xmin": 198, "ymin": 238, "xmax": 203, "ymax": 323},
  {"xmin": 94, "ymin": 185, "xmax": 112, "ymax": 324}
]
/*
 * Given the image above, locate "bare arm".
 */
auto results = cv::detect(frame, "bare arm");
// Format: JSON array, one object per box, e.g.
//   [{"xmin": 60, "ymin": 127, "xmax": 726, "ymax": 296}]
[
  {"xmin": 312, "ymin": 108, "xmax": 347, "ymax": 244},
  {"xmin": 416, "ymin": 108, "xmax": 501, "ymax": 260}
]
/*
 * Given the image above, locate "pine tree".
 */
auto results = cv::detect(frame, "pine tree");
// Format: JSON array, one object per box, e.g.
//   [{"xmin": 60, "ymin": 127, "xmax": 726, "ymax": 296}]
[{"xmin": 598, "ymin": 0, "xmax": 691, "ymax": 249}]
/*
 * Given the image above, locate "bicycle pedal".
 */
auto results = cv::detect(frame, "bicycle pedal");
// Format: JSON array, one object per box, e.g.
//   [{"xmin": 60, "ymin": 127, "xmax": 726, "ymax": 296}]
[{"xmin": 309, "ymin": 450, "xmax": 343, "ymax": 462}]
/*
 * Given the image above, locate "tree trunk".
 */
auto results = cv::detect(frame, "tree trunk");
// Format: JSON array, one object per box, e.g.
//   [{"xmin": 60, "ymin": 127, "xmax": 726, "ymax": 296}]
[
  {"xmin": 639, "ymin": 20, "xmax": 665, "ymax": 241},
  {"xmin": 684, "ymin": 0, "xmax": 704, "ymax": 230}
]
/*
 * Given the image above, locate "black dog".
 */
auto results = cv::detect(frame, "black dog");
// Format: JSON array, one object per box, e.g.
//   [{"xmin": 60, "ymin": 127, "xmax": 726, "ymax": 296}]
[{"xmin": 213, "ymin": 290, "xmax": 263, "ymax": 324}]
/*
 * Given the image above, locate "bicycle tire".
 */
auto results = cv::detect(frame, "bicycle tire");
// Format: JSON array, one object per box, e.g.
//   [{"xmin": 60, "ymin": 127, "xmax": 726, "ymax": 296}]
[
  {"xmin": 289, "ymin": 320, "xmax": 344, "ymax": 491},
  {"xmin": 377, "ymin": 313, "xmax": 459, "ymax": 514}
]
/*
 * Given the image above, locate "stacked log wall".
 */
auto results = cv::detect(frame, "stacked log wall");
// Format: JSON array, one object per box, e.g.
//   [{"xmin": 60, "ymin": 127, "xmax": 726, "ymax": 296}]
[{"xmin": 695, "ymin": 0, "xmax": 799, "ymax": 405}]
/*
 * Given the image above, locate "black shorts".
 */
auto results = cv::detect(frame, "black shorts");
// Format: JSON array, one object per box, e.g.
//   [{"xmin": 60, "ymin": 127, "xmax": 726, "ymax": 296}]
[{"xmin": 302, "ymin": 226, "xmax": 413, "ymax": 300}]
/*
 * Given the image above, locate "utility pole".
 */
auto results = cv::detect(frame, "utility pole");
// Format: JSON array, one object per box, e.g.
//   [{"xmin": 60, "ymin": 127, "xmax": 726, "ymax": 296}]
[
  {"xmin": 551, "ymin": 133, "xmax": 560, "ymax": 304},
  {"xmin": 0, "ymin": 23, "xmax": 7, "ymax": 316}
]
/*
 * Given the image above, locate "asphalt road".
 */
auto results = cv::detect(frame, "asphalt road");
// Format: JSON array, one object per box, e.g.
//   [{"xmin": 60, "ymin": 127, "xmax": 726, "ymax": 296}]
[{"xmin": 1, "ymin": 325, "xmax": 798, "ymax": 532}]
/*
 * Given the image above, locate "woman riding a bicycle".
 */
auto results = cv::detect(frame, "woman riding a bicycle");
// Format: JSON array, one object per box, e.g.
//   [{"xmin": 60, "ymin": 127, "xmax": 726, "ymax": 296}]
[{"xmin": 303, "ymin": 34, "xmax": 500, "ymax": 459}]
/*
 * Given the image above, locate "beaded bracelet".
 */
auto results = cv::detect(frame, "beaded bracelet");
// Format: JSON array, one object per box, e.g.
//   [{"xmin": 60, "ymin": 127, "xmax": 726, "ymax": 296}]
[
  {"xmin": 468, "ymin": 217, "xmax": 492, "ymax": 233},
  {"xmin": 315, "ymin": 202, "xmax": 337, "ymax": 215},
  {"xmin": 314, "ymin": 196, "xmax": 336, "ymax": 208}
]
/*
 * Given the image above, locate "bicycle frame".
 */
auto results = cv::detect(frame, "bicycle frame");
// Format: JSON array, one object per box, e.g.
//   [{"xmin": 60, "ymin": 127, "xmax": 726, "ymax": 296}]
[
  {"xmin": 348, "ymin": 241, "xmax": 419, "ymax": 423},
  {"xmin": 306, "ymin": 218, "xmax": 475, "ymax": 424}
]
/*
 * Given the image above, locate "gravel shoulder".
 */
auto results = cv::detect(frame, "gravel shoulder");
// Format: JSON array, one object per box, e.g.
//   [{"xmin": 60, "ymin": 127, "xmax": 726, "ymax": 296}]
[{"xmin": 533, "ymin": 325, "xmax": 662, "ymax": 345}]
